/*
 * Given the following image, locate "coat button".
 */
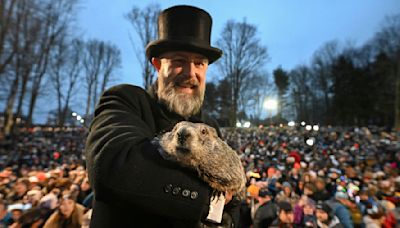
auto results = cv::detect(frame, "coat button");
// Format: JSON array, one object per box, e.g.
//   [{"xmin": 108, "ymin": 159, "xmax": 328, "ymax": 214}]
[
  {"xmin": 190, "ymin": 191, "xmax": 198, "ymax": 200},
  {"xmin": 182, "ymin": 189, "xmax": 190, "ymax": 197},
  {"xmin": 172, "ymin": 187, "xmax": 181, "ymax": 195},
  {"xmin": 164, "ymin": 184, "xmax": 173, "ymax": 193}
]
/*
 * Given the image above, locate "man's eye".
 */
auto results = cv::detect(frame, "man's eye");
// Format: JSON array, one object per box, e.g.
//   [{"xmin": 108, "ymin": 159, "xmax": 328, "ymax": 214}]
[{"xmin": 194, "ymin": 61, "xmax": 204, "ymax": 67}]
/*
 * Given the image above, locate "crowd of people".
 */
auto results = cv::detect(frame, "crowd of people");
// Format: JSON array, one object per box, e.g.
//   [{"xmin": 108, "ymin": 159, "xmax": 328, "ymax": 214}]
[
  {"xmin": 0, "ymin": 127, "xmax": 91, "ymax": 227},
  {"xmin": 223, "ymin": 125, "xmax": 399, "ymax": 227},
  {"xmin": 0, "ymin": 124, "xmax": 398, "ymax": 227}
]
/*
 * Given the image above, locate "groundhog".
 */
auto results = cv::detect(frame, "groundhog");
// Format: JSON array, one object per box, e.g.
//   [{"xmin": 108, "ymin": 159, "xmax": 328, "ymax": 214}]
[{"xmin": 157, "ymin": 121, "xmax": 246, "ymax": 196}]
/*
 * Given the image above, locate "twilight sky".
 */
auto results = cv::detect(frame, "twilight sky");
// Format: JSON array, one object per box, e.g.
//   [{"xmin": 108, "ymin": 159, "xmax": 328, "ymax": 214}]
[{"xmin": 77, "ymin": 0, "xmax": 400, "ymax": 87}]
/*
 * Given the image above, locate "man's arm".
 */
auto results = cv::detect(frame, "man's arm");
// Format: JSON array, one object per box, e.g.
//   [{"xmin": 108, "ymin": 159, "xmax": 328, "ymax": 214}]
[{"xmin": 85, "ymin": 84, "xmax": 210, "ymax": 221}]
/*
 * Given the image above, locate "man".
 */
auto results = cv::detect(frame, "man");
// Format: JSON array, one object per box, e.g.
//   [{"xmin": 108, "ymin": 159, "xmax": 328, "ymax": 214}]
[
  {"xmin": 85, "ymin": 5, "xmax": 239, "ymax": 227},
  {"xmin": 253, "ymin": 188, "xmax": 277, "ymax": 228},
  {"xmin": 315, "ymin": 202, "xmax": 343, "ymax": 228},
  {"xmin": 327, "ymin": 191, "xmax": 353, "ymax": 228},
  {"xmin": 270, "ymin": 201, "xmax": 295, "ymax": 228},
  {"xmin": 0, "ymin": 199, "xmax": 13, "ymax": 226}
]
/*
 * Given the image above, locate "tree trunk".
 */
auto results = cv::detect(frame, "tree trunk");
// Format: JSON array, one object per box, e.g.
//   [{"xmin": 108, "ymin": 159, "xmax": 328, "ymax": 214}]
[
  {"xmin": 3, "ymin": 76, "xmax": 19, "ymax": 135},
  {"xmin": 85, "ymin": 82, "xmax": 93, "ymax": 119},
  {"xmin": 395, "ymin": 56, "xmax": 400, "ymax": 130},
  {"xmin": 13, "ymin": 67, "xmax": 30, "ymax": 132}
]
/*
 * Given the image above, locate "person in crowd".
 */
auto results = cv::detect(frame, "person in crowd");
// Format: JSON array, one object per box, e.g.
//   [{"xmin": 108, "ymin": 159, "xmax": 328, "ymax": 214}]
[
  {"xmin": 237, "ymin": 194, "xmax": 253, "ymax": 228},
  {"xmin": 25, "ymin": 190, "xmax": 43, "ymax": 208},
  {"xmin": 10, "ymin": 207, "xmax": 49, "ymax": 228},
  {"xmin": 362, "ymin": 203, "xmax": 386, "ymax": 228},
  {"xmin": 293, "ymin": 195, "xmax": 317, "ymax": 227},
  {"xmin": 302, "ymin": 199, "xmax": 318, "ymax": 227},
  {"xmin": 7, "ymin": 205, "xmax": 25, "ymax": 227},
  {"xmin": 43, "ymin": 192, "xmax": 85, "ymax": 228},
  {"xmin": 271, "ymin": 201, "xmax": 295, "ymax": 228},
  {"xmin": 314, "ymin": 178, "xmax": 330, "ymax": 202},
  {"xmin": 276, "ymin": 181, "xmax": 300, "ymax": 205},
  {"xmin": 315, "ymin": 202, "xmax": 343, "ymax": 228},
  {"xmin": 327, "ymin": 192, "xmax": 353, "ymax": 228},
  {"xmin": 76, "ymin": 176, "xmax": 91, "ymax": 205},
  {"xmin": 6, "ymin": 179, "xmax": 30, "ymax": 203},
  {"xmin": 253, "ymin": 188, "xmax": 278, "ymax": 228},
  {"xmin": 0, "ymin": 199, "xmax": 13, "ymax": 226}
]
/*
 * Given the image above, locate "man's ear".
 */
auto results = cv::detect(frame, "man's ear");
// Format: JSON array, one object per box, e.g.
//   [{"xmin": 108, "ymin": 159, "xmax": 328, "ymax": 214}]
[{"xmin": 151, "ymin": 57, "xmax": 161, "ymax": 71}]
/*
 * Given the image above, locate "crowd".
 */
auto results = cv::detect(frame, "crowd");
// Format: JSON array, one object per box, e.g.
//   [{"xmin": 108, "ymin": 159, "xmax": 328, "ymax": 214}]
[
  {"xmin": 224, "ymin": 125, "xmax": 399, "ymax": 227},
  {"xmin": 0, "ymin": 124, "xmax": 398, "ymax": 227},
  {"xmin": 0, "ymin": 127, "xmax": 91, "ymax": 227}
]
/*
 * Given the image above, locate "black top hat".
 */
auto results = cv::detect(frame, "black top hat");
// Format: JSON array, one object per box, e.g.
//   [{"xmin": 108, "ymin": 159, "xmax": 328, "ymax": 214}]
[{"xmin": 146, "ymin": 5, "xmax": 222, "ymax": 64}]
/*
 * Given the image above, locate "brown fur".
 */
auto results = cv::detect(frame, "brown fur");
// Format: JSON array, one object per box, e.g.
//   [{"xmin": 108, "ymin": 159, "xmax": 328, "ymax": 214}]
[{"xmin": 159, "ymin": 121, "xmax": 245, "ymax": 196}]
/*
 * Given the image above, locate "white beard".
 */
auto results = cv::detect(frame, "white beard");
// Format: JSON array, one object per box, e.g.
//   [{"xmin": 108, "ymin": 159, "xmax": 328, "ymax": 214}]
[{"xmin": 158, "ymin": 83, "xmax": 204, "ymax": 119}]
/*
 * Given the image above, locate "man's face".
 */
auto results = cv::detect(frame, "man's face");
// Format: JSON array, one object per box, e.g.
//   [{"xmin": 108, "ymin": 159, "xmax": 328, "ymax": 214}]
[
  {"xmin": 279, "ymin": 210, "xmax": 294, "ymax": 224},
  {"xmin": 153, "ymin": 51, "xmax": 208, "ymax": 118},
  {"xmin": 303, "ymin": 204, "xmax": 315, "ymax": 215},
  {"xmin": 14, "ymin": 183, "xmax": 27, "ymax": 195},
  {"xmin": 316, "ymin": 209, "xmax": 328, "ymax": 222}
]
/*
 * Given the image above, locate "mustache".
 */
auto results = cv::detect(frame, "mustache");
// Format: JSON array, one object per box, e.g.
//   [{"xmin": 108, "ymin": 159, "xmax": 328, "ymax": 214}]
[{"xmin": 172, "ymin": 75, "xmax": 199, "ymax": 87}]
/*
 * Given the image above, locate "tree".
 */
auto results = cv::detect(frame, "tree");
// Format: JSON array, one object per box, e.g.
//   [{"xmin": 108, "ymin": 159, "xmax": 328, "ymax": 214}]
[
  {"xmin": 273, "ymin": 66, "xmax": 289, "ymax": 119},
  {"xmin": 289, "ymin": 65, "xmax": 314, "ymax": 122},
  {"xmin": 82, "ymin": 40, "xmax": 121, "ymax": 121},
  {"xmin": 49, "ymin": 39, "xmax": 83, "ymax": 127},
  {"xmin": 310, "ymin": 40, "xmax": 340, "ymax": 124},
  {"xmin": 2, "ymin": 0, "xmax": 78, "ymax": 134},
  {"xmin": 372, "ymin": 14, "xmax": 400, "ymax": 129},
  {"xmin": 126, "ymin": 4, "xmax": 160, "ymax": 90},
  {"xmin": 25, "ymin": 0, "xmax": 78, "ymax": 128},
  {"xmin": 216, "ymin": 19, "xmax": 269, "ymax": 126},
  {"xmin": 0, "ymin": 0, "xmax": 17, "ymax": 75}
]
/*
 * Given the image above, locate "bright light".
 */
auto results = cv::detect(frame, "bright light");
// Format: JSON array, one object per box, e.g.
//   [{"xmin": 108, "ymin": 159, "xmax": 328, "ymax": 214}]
[
  {"xmin": 80, "ymin": 119, "xmax": 85, "ymax": 124},
  {"xmin": 72, "ymin": 112, "xmax": 77, "ymax": 117},
  {"xmin": 236, "ymin": 122, "xmax": 242, "ymax": 128},
  {"xmin": 76, "ymin": 115, "xmax": 82, "ymax": 121},
  {"xmin": 301, "ymin": 121, "xmax": 306, "ymax": 126},
  {"xmin": 263, "ymin": 99, "xmax": 278, "ymax": 110},
  {"xmin": 305, "ymin": 125, "xmax": 312, "ymax": 131},
  {"xmin": 288, "ymin": 121, "xmax": 295, "ymax": 127},
  {"xmin": 313, "ymin": 125, "xmax": 319, "ymax": 131},
  {"xmin": 306, "ymin": 138, "xmax": 315, "ymax": 146},
  {"xmin": 243, "ymin": 121, "xmax": 251, "ymax": 128}
]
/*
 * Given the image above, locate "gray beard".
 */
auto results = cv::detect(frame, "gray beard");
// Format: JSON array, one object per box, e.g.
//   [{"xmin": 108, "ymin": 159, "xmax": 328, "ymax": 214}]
[{"xmin": 158, "ymin": 85, "xmax": 204, "ymax": 119}]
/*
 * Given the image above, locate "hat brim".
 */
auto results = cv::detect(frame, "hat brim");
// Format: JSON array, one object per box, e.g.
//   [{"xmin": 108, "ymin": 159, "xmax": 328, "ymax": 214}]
[{"xmin": 146, "ymin": 39, "xmax": 222, "ymax": 64}]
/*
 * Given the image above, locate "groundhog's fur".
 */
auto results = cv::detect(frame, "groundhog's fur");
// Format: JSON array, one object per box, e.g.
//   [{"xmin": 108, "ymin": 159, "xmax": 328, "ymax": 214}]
[{"xmin": 158, "ymin": 121, "xmax": 246, "ymax": 196}]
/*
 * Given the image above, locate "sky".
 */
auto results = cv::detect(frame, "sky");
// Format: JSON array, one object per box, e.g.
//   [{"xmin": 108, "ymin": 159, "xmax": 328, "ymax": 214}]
[
  {"xmin": 77, "ymin": 0, "xmax": 400, "ymax": 88},
  {"xmin": 27, "ymin": 0, "xmax": 400, "ymax": 123}
]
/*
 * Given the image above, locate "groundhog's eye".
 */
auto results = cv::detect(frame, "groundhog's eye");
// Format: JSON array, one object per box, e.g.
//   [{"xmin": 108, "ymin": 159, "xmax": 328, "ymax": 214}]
[{"xmin": 201, "ymin": 128, "xmax": 208, "ymax": 135}]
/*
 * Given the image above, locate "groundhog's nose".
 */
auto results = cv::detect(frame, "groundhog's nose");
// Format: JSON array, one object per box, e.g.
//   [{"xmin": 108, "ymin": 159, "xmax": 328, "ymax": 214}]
[{"xmin": 177, "ymin": 128, "xmax": 190, "ymax": 145}]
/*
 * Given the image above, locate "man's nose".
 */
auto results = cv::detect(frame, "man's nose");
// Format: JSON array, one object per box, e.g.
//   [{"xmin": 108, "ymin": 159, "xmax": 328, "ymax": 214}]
[{"xmin": 182, "ymin": 62, "xmax": 196, "ymax": 79}]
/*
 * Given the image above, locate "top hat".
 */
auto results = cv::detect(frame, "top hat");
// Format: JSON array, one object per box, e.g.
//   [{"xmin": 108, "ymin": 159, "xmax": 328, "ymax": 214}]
[{"xmin": 146, "ymin": 5, "xmax": 222, "ymax": 64}]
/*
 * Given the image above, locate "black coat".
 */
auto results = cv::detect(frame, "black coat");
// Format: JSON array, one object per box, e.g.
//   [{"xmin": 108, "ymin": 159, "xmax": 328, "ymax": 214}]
[
  {"xmin": 85, "ymin": 84, "xmax": 225, "ymax": 227},
  {"xmin": 253, "ymin": 200, "xmax": 278, "ymax": 228}
]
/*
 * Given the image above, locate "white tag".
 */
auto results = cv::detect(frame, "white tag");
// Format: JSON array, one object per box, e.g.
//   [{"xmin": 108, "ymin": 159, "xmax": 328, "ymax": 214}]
[{"xmin": 206, "ymin": 194, "xmax": 225, "ymax": 223}]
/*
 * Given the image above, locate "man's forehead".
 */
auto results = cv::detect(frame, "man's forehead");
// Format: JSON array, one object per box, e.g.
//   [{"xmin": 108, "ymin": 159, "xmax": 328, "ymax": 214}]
[{"xmin": 160, "ymin": 51, "xmax": 207, "ymax": 59}]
